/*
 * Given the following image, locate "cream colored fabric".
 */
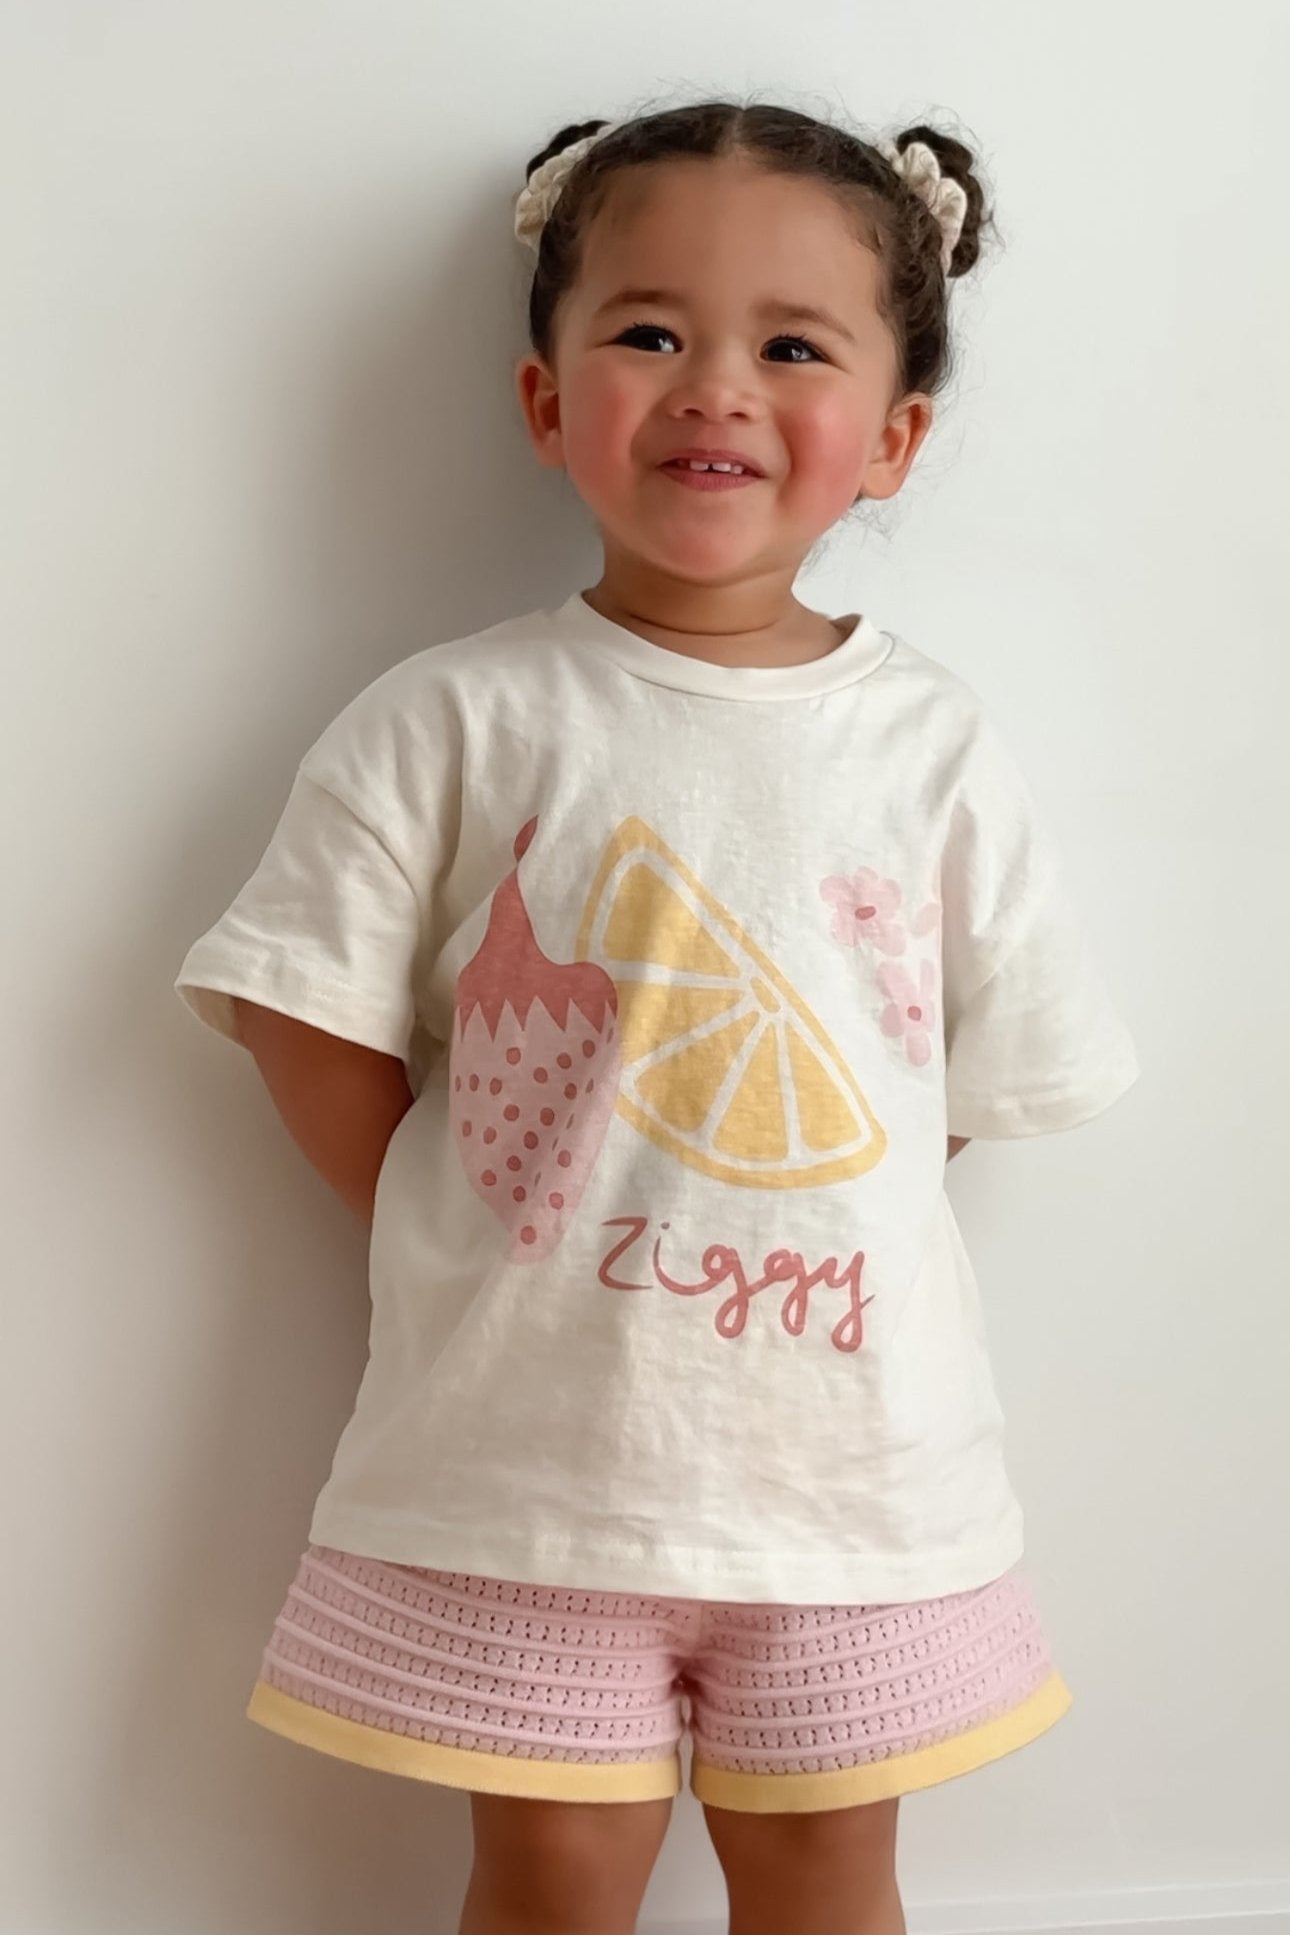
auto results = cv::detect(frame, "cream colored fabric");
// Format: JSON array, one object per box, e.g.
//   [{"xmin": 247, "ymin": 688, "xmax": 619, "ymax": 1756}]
[{"xmin": 176, "ymin": 593, "xmax": 1138, "ymax": 1601}]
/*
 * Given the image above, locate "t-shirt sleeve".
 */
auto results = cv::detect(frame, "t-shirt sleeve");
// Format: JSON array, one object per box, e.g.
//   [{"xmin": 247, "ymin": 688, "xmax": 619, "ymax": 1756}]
[
  {"xmin": 939, "ymin": 713, "xmax": 1139, "ymax": 1139},
  {"xmin": 175, "ymin": 767, "xmax": 424, "ymax": 1056}
]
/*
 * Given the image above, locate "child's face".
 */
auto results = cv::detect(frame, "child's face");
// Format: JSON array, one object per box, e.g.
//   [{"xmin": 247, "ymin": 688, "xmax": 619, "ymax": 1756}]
[{"xmin": 517, "ymin": 154, "xmax": 932, "ymax": 586}]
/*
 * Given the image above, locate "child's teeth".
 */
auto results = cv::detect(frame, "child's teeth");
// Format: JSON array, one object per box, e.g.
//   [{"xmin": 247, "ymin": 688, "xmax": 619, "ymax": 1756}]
[{"xmin": 686, "ymin": 460, "xmax": 743, "ymax": 472}]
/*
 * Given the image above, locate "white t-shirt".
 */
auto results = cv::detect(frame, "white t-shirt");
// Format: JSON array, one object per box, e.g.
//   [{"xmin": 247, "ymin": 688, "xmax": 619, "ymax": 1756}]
[{"xmin": 176, "ymin": 591, "xmax": 1139, "ymax": 1603}]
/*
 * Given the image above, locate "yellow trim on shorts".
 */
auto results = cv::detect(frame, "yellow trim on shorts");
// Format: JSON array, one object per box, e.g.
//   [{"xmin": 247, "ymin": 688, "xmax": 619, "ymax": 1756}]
[
  {"xmin": 246, "ymin": 1669, "xmax": 1071, "ymax": 1812},
  {"xmin": 245, "ymin": 1682, "xmax": 683, "ymax": 1803},
  {"xmin": 691, "ymin": 1670, "xmax": 1074, "ymax": 1813}
]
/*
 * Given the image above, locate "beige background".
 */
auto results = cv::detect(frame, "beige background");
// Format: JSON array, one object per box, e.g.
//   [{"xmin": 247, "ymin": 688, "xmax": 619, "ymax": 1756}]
[{"xmin": 3, "ymin": 1, "xmax": 1286, "ymax": 1931}]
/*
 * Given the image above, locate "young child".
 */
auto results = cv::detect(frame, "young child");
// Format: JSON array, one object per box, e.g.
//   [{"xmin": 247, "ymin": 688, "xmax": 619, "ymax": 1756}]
[{"xmin": 176, "ymin": 101, "xmax": 1139, "ymax": 1935}]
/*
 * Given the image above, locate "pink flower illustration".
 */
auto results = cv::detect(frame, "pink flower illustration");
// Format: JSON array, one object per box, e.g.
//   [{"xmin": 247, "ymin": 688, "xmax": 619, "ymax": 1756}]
[
  {"xmin": 878, "ymin": 958, "xmax": 938, "ymax": 1068},
  {"xmin": 820, "ymin": 867, "xmax": 906, "ymax": 955},
  {"xmin": 910, "ymin": 899, "xmax": 941, "ymax": 940}
]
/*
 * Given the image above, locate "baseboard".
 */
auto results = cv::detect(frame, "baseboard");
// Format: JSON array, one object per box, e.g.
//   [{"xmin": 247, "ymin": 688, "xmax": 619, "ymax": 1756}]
[
  {"xmin": 909, "ymin": 1883, "xmax": 1290, "ymax": 1935},
  {"xmin": 642, "ymin": 1881, "xmax": 1290, "ymax": 1935}
]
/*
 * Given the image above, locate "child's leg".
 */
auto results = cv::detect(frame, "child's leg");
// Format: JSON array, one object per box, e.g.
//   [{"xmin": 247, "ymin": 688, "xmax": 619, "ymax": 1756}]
[
  {"xmin": 702, "ymin": 1796, "xmax": 903, "ymax": 1935},
  {"xmin": 684, "ymin": 1567, "xmax": 1069, "ymax": 1931},
  {"xmin": 458, "ymin": 1792, "xmax": 674, "ymax": 1935}
]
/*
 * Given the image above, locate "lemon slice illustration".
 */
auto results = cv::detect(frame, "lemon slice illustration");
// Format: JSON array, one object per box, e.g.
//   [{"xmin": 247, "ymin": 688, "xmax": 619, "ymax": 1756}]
[{"xmin": 576, "ymin": 819, "xmax": 886, "ymax": 1189}]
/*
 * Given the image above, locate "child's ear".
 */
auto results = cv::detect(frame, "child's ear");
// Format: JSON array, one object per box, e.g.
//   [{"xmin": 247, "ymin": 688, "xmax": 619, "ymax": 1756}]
[
  {"xmin": 516, "ymin": 353, "xmax": 565, "ymax": 469},
  {"xmin": 856, "ymin": 392, "xmax": 934, "ymax": 501}
]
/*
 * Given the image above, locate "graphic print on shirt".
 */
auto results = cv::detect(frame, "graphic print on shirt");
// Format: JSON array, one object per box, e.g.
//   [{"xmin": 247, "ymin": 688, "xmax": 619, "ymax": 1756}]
[
  {"xmin": 450, "ymin": 819, "xmax": 622, "ymax": 1261},
  {"xmin": 820, "ymin": 865, "xmax": 942, "ymax": 1069},
  {"xmin": 576, "ymin": 818, "xmax": 887, "ymax": 1188}
]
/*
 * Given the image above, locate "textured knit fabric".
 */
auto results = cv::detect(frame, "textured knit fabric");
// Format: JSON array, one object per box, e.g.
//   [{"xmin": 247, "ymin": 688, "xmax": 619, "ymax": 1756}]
[
  {"xmin": 176, "ymin": 591, "xmax": 1138, "ymax": 1602},
  {"xmin": 246, "ymin": 1543, "xmax": 1070, "ymax": 1809}
]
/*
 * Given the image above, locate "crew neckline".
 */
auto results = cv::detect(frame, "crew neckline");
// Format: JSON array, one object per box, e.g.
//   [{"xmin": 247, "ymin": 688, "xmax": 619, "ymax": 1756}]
[{"xmin": 550, "ymin": 590, "xmax": 892, "ymax": 701}]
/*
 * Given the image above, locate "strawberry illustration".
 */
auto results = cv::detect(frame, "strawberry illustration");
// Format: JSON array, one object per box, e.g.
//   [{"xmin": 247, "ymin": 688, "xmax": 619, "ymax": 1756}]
[{"xmin": 450, "ymin": 818, "xmax": 622, "ymax": 1261}]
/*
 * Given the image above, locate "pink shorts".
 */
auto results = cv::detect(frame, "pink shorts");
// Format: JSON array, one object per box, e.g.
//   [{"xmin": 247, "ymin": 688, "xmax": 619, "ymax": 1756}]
[{"xmin": 246, "ymin": 1543, "xmax": 1072, "ymax": 1813}]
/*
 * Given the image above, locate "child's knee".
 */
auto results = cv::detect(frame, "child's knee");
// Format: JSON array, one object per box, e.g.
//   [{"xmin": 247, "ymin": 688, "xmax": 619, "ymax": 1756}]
[
  {"xmin": 703, "ymin": 1795, "xmax": 901, "ymax": 1926},
  {"xmin": 464, "ymin": 1791, "xmax": 673, "ymax": 1930}
]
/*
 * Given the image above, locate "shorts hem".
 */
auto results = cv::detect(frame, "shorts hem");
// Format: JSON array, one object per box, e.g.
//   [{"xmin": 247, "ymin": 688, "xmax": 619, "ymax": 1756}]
[
  {"xmin": 689, "ymin": 1669, "xmax": 1073, "ymax": 1813},
  {"xmin": 245, "ymin": 1681, "xmax": 683, "ymax": 1803}
]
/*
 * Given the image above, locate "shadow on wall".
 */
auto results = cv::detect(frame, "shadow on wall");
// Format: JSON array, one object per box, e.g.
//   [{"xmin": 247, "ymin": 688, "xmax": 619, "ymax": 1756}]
[{"xmin": 73, "ymin": 184, "xmax": 604, "ymax": 1935}]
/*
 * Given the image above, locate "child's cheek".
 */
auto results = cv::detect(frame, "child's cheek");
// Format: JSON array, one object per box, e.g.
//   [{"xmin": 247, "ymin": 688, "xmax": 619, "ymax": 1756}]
[
  {"xmin": 560, "ymin": 368, "xmax": 642, "ymax": 497},
  {"xmin": 787, "ymin": 405, "xmax": 871, "ymax": 516}
]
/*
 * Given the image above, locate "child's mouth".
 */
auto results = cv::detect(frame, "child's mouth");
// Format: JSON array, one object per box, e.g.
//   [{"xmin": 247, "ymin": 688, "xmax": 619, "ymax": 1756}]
[{"xmin": 658, "ymin": 461, "xmax": 763, "ymax": 492}]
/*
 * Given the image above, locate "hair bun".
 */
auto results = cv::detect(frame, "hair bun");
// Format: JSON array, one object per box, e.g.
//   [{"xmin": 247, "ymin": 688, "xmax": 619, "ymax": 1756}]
[
  {"xmin": 523, "ymin": 119, "xmax": 612, "ymax": 185},
  {"xmin": 887, "ymin": 124, "xmax": 985, "ymax": 276}
]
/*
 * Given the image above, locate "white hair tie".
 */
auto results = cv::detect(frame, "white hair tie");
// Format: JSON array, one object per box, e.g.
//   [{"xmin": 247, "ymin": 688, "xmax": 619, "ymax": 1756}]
[
  {"xmin": 875, "ymin": 138, "xmax": 968, "ymax": 274},
  {"xmin": 514, "ymin": 124, "xmax": 968, "ymax": 275},
  {"xmin": 514, "ymin": 124, "xmax": 620, "ymax": 248}
]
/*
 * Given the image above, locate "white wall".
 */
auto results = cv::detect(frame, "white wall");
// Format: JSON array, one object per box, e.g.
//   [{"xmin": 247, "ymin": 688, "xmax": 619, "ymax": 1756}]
[{"xmin": 4, "ymin": 3, "xmax": 1287, "ymax": 1932}]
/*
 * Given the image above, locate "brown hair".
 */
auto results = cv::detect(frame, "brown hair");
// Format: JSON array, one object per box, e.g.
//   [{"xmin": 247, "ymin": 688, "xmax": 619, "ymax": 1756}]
[{"xmin": 521, "ymin": 101, "xmax": 994, "ymax": 404}]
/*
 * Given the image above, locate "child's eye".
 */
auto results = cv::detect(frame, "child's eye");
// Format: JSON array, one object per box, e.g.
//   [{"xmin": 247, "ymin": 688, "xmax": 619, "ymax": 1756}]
[
  {"xmin": 616, "ymin": 323, "xmax": 679, "ymax": 353},
  {"xmin": 612, "ymin": 325, "xmax": 826, "ymax": 363},
  {"xmin": 765, "ymin": 335, "xmax": 825, "ymax": 364}
]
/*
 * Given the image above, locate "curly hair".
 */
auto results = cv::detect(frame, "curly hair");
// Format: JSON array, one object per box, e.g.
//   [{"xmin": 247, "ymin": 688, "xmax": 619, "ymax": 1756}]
[{"xmin": 520, "ymin": 101, "xmax": 995, "ymax": 405}]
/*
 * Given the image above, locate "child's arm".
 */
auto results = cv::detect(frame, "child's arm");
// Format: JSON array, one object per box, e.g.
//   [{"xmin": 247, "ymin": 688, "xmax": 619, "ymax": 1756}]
[{"xmin": 234, "ymin": 998, "xmax": 415, "ymax": 1225}]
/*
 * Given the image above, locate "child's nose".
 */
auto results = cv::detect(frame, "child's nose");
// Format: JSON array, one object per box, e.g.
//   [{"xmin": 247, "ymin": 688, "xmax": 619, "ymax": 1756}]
[{"xmin": 665, "ymin": 363, "xmax": 764, "ymax": 419}]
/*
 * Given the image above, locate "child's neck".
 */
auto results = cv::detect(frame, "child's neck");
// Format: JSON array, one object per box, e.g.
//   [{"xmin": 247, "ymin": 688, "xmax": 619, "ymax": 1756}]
[{"xmin": 582, "ymin": 561, "xmax": 852, "ymax": 672}]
